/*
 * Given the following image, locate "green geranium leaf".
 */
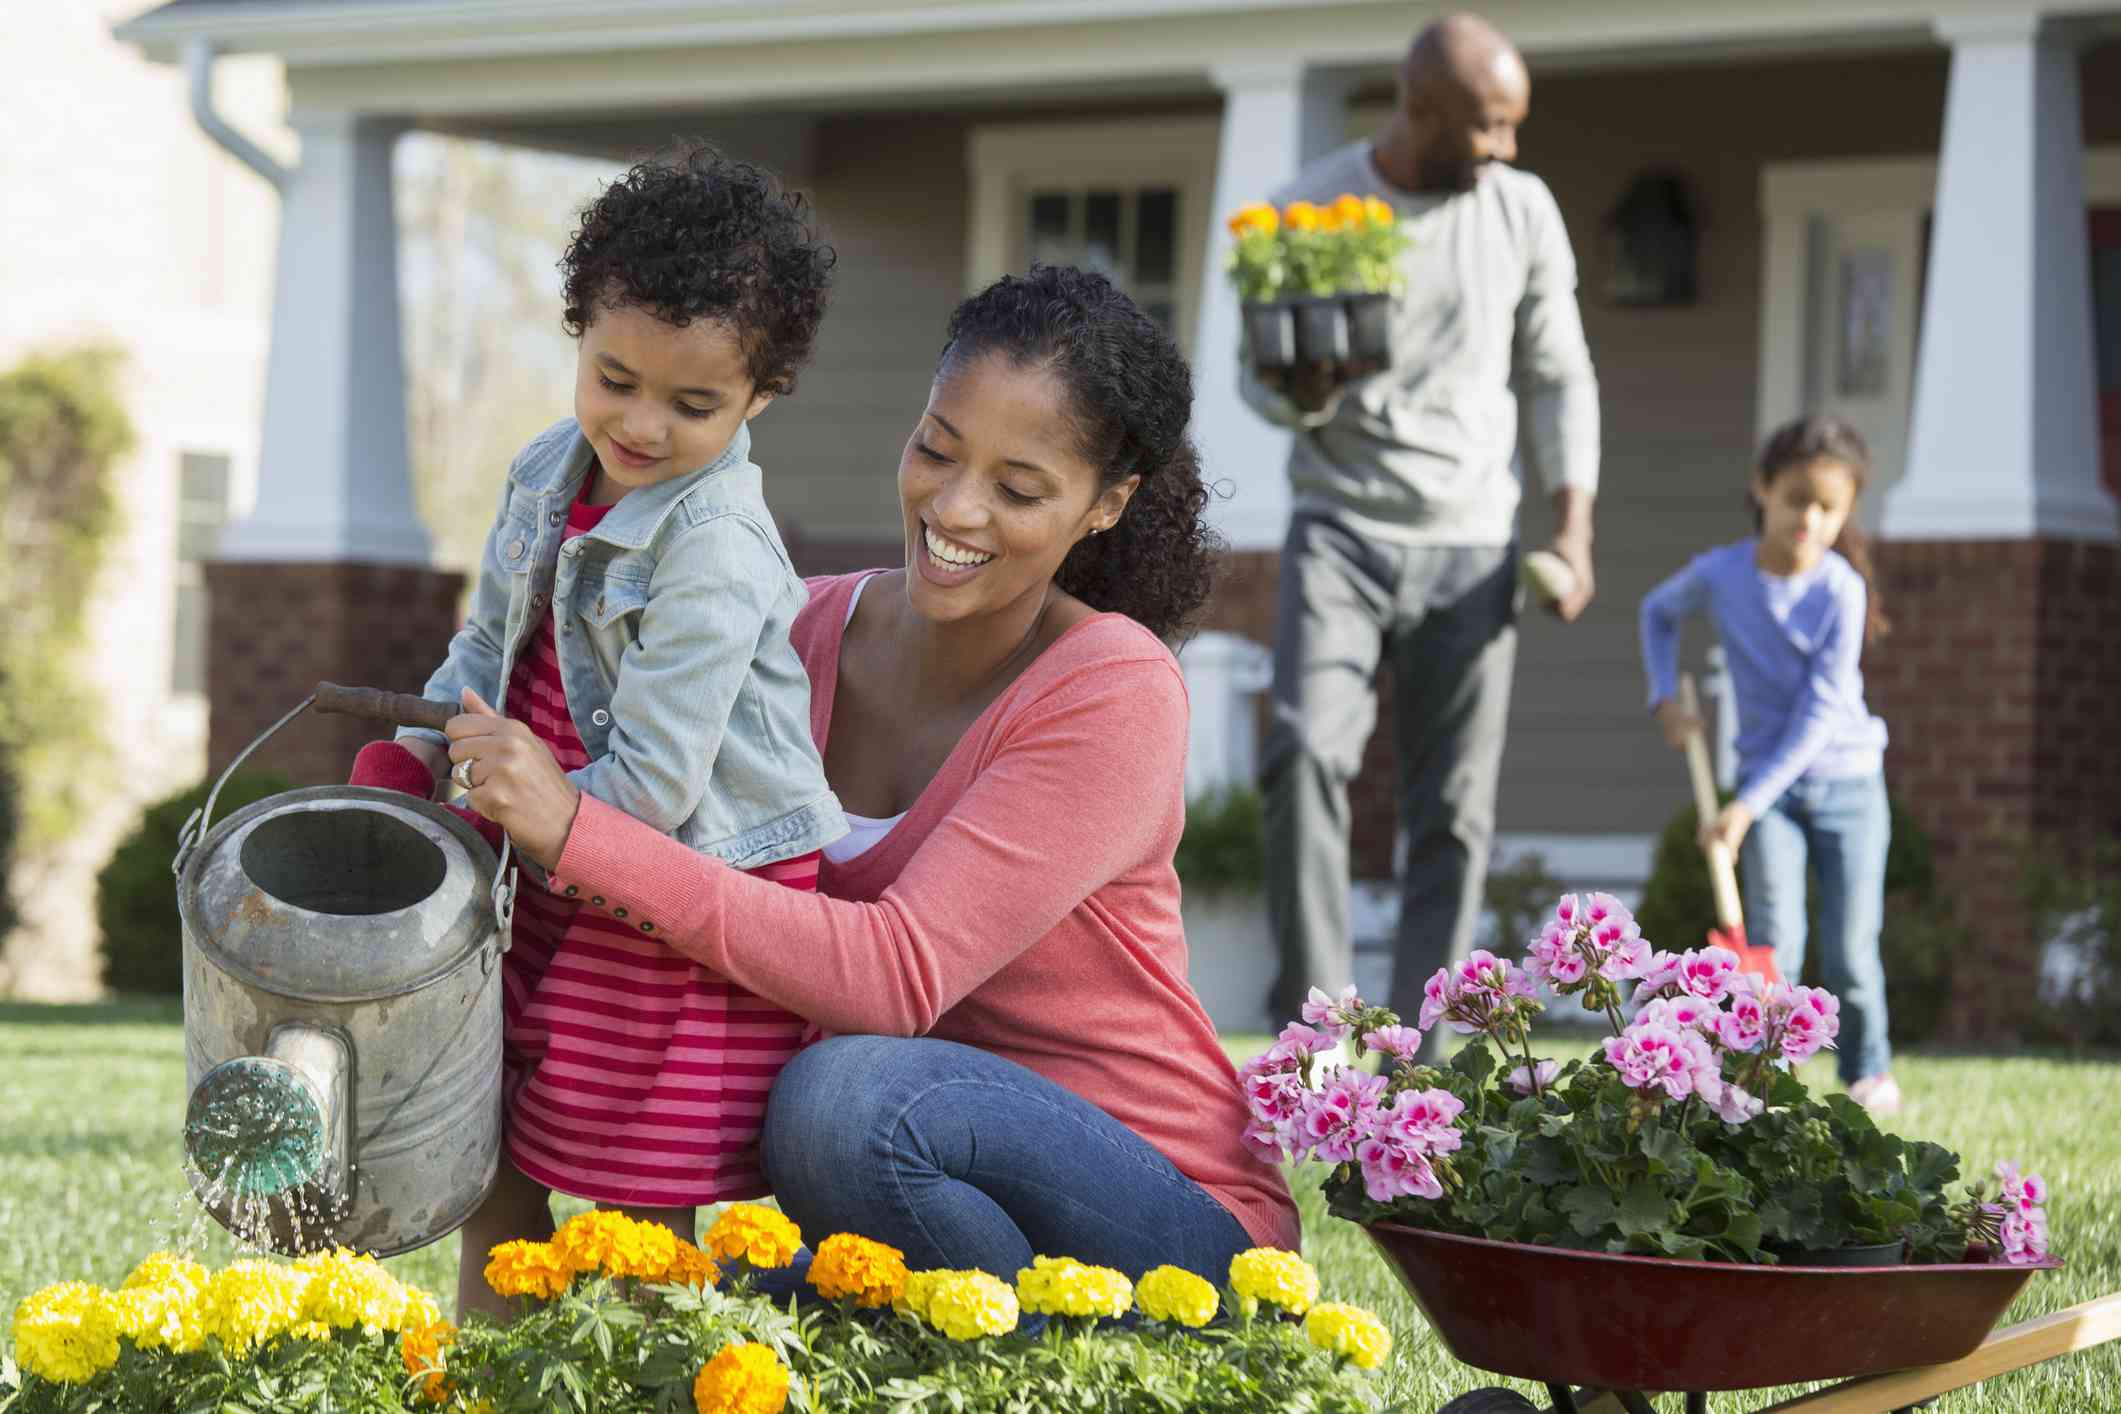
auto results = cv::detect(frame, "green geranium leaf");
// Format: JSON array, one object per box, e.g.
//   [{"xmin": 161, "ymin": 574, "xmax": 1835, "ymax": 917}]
[
  {"xmin": 1559, "ymin": 1185, "xmax": 1618, "ymax": 1237},
  {"xmin": 1617, "ymin": 1180, "xmax": 1674, "ymax": 1238},
  {"xmin": 1450, "ymin": 1040, "xmax": 1497, "ymax": 1086}
]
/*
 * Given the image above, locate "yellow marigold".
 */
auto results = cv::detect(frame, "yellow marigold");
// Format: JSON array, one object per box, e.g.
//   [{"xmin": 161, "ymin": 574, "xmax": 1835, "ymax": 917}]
[
  {"xmin": 691, "ymin": 1339, "xmax": 790, "ymax": 1414},
  {"xmin": 1332, "ymin": 192, "xmax": 1368, "ymax": 225},
  {"xmin": 663, "ymin": 1240, "xmax": 722, "ymax": 1289},
  {"xmin": 1133, "ymin": 1265, "xmax": 1218, "ymax": 1327},
  {"xmin": 10, "ymin": 1282, "xmax": 120, "ymax": 1384},
  {"xmin": 806, "ymin": 1233, "xmax": 908, "ymax": 1308},
  {"xmin": 203, "ymin": 1260, "xmax": 310, "ymax": 1354},
  {"xmin": 1228, "ymin": 1247, "xmax": 1319, "ymax": 1318},
  {"xmin": 1013, "ymin": 1256, "xmax": 1132, "ymax": 1320},
  {"xmin": 401, "ymin": 1319, "xmax": 457, "ymax": 1404},
  {"xmin": 704, "ymin": 1203, "xmax": 803, "ymax": 1270},
  {"xmin": 1304, "ymin": 1302, "xmax": 1393, "ymax": 1369},
  {"xmin": 922, "ymin": 1271, "xmax": 1019, "ymax": 1340},
  {"xmin": 295, "ymin": 1248, "xmax": 426, "ymax": 1333},
  {"xmin": 484, "ymin": 1240, "xmax": 574, "ymax": 1302},
  {"xmin": 551, "ymin": 1208, "xmax": 681, "ymax": 1281},
  {"xmin": 1363, "ymin": 194, "xmax": 1395, "ymax": 228},
  {"xmin": 1226, "ymin": 202, "xmax": 1279, "ymax": 238},
  {"xmin": 108, "ymin": 1283, "xmax": 207, "ymax": 1354},
  {"xmin": 1283, "ymin": 200, "xmax": 1322, "ymax": 232},
  {"xmin": 893, "ymin": 1268, "xmax": 944, "ymax": 1323},
  {"xmin": 122, "ymin": 1252, "xmax": 208, "ymax": 1295}
]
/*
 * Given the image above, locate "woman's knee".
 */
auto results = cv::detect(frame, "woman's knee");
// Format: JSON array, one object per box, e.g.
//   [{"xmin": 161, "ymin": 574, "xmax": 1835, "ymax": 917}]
[{"xmin": 761, "ymin": 1036, "xmax": 915, "ymax": 1201}]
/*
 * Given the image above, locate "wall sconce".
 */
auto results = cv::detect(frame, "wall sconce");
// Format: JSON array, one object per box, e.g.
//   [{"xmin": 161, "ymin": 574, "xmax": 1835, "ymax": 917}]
[{"xmin": 1602, "ymin": 170, "xmax": 1699, "ymax": 308}]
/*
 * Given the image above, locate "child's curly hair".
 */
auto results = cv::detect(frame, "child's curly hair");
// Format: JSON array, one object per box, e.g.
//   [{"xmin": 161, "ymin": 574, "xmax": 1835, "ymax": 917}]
[{"xmin": 560, "ymin": 144, "xmax": 835, "ymax": 398}]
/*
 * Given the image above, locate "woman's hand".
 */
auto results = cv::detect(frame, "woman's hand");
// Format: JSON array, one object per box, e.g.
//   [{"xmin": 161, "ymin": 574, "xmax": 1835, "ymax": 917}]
[
  {"xmin": 1653, "ymin": 699, "xmax": 1703, "ymax": 751},
  {"xmin": 445, "ymin": 688, "xmax": 581, "ymax": 871},
  {"xmin": 1698, "ymin": 801, "xmax": 1754, "ymax": 856}
]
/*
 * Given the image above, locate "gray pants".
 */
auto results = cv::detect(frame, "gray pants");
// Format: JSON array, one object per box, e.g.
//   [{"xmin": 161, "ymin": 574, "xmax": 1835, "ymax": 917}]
[{"xmin": 1260, "ymin": 513, "xmax": 1518, "ymax": 1053}]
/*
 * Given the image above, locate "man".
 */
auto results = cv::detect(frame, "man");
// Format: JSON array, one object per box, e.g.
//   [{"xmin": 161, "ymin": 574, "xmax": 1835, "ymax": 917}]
[{"xmin": 1244, "ymin": 12, "xmax": 1600, "ymax": 1049}]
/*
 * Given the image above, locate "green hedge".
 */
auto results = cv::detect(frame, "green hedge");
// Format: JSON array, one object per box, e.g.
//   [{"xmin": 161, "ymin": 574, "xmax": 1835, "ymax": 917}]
[
  {"xmin": 96, "ymin": 771, "xmax": 291, "ymax": 995},
  {"xmin": 1175, "ymin": 786, "xmax": 1266, "ymax": 895},
  {"xmin": 1635, "ymin": 793, "xmax": 1960, "ymax": 1044}
]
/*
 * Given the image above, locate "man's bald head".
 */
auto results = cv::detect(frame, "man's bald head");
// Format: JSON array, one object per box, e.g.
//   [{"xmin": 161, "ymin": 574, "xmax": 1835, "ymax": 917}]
[{"xmin": 1379, "ymin": 11, "xmax": 1531, "ymax": 193}]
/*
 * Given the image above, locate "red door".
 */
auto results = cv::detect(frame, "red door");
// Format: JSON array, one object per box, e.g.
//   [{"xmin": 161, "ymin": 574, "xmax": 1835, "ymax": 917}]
[{"xmin": 2093, "ymin": 209, "xmax": 2121, "ymax": 501}]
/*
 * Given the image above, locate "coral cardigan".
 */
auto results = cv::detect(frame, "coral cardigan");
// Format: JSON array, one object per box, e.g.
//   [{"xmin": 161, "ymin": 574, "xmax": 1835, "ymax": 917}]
[{"xmin": 550, "ymin": 572, "xmax": 1301, "ymax": 1250}]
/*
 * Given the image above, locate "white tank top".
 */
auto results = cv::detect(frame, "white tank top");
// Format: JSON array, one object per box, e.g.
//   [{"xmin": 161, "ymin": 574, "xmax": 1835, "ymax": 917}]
[{"xmin": 821, "ymin": 574, "xmax": 907, "ymax": 865}]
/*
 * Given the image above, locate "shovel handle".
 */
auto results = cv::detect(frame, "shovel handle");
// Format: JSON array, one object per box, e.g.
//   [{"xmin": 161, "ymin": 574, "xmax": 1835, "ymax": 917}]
[
  {"xmin": 314, "ymin": 682, "xmax": 454, "ymax": 733},
  {"xmin": 1677, "ymin": 674, "xmax": 1745, "ymax": 931}
]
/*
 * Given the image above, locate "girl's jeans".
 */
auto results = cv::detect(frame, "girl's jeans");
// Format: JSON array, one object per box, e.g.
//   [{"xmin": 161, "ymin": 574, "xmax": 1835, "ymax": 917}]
[
  {"xmin": 1739, "ymin": 772, "xmax": 1893, "ymax": 1084},
  {"xmin": 759, "ymin": 1036, "xmax": 1253, "ymax": 1281}
]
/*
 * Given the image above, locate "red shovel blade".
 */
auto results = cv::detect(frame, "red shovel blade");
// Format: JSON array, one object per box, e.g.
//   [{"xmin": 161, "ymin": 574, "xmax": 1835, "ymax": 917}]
[{"xmin": 1709, "ymin": 922, "xmax": 1782, "ymax": 984}]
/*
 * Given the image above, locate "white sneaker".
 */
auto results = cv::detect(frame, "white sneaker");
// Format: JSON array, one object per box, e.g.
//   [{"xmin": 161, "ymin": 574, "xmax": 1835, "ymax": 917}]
[{"xmin": 1848, "ymin": 1073, "xmax": 1902, "ymax": 1117}]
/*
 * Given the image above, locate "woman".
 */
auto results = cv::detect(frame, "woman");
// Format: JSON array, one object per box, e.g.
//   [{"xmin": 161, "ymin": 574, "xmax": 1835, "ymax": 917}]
[{"xmin": 446, "ymin": 266, "xmax": 1302, "ymax": 1281}]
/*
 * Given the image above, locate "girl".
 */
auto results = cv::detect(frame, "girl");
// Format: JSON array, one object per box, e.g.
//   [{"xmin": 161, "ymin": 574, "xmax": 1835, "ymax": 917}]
[
  {"xmin": 351, "ymin": 145, "xmax": 845, "ymax": 1316},
  {"xmin": 1638, "ymin": 414, "xmax": 1897, "ymax": 1114}
]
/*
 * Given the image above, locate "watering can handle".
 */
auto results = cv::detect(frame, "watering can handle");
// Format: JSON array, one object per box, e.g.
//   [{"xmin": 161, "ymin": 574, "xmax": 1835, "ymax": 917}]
[{"xmin": 314, "ymin": 682, "xmax": 455, "ymax": 733}]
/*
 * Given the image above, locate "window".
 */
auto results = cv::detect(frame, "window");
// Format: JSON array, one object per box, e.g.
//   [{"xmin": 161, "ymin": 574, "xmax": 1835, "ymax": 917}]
[
  {"xmin": 966, "ymin": 118, "xmax": 1218, "ymax": 355},
  {"xmin": 172, "ymin": 451, "xmax": 233, "ymax": 697}
]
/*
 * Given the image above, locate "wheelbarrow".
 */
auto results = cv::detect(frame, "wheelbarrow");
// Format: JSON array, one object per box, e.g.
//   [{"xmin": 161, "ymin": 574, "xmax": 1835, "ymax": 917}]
[{"xmin": 1370, "ymin": 1223, "xmax": 2121, "ymax": 1413}]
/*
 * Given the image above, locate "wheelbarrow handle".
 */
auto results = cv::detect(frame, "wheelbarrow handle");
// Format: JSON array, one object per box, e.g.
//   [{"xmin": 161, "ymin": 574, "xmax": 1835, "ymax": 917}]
[{"xmin": 314, "ymin": 682, "xmax": 455, "ymax": 734}]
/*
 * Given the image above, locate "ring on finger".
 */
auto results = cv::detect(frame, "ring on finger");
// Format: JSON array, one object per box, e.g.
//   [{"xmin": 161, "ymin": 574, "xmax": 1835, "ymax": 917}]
[{"xmin": 451, "ymin": 758, "xmax": 475, "ymax": 792}]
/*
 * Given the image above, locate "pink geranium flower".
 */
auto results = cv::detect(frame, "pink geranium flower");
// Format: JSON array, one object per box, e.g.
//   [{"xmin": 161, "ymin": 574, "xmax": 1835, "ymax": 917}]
[
  {"xmin": 1602, "ymin": 1017, "xmax": 1719, "ymax": 1101},
  {"xmin": 1356, "ymin": 1136, "xmax": 1443, "ymax": 1202},
  {"xmin": 1295, "ymin": 1069, "xmax": 1386, "ymax": 1165},
  {"xmin": 1672, "ymin": 946, "xmax": 1740, "ymax": 1003},
  {"xmin": 1508, "ymin": 1059, "xmax": 1562, "ymax": 1095},
  {"xmin": 1301, "ymin": 984, "xmax": 1363, "ymax": 1042},
  {"xmin": 1361, "ymin": 1024, "xmax": 1422, "ymax": 1063}
]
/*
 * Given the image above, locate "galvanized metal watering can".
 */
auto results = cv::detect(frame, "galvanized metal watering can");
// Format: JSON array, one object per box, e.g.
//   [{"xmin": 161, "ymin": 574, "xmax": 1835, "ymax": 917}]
[{"xmin": 172, "ymin": 685, "xmax": 517, "ymax": 1256}]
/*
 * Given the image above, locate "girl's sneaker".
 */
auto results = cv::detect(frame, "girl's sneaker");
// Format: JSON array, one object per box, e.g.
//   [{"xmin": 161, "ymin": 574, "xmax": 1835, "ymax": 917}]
[{"xmin": 1847, "ymin": 1073, "xmax": 1902, "ymax": 1117}]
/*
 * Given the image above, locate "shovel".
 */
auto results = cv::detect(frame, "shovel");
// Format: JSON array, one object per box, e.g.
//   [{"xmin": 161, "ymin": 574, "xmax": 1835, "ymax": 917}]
[{"xmin": 1677, "ymin": 672, "xmax": 1780, "ymax": 982}]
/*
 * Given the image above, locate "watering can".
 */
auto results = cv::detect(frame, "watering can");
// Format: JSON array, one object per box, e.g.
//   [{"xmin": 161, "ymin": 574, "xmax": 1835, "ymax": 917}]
[{"xmin": 172, "ymin": 685, "xmax": 516, "ymax": 1256}]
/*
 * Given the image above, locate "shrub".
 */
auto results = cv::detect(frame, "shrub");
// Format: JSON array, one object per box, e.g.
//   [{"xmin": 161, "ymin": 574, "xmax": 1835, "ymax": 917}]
[
  {"xmin": 1176, "ymin": 786, "xmax": 1265, "ymax": 895},
  {"xmin": 96, "ymin": 771, "xmax": 291, "ymax": 994},
  {"xmin": 1634, "ymin": 794, "xmax": 1960, "ymax": 1045},
  {"xmin": 1482, "ymin": 850, "xmax": 1563, "ymax": 960},
  {"xmin": 2021, "ymin": 835, "xmax": 2121, "ymax": 1050}
]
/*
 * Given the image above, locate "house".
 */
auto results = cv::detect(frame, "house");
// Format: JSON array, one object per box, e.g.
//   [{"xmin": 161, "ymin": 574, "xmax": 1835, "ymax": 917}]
[
  {"xmin": 0, "ymin": 0, "xmax": 283, "ymax": 998},
  {"xmin": 111, "ymin": 0, "xmax": 2121, "ymax": 1034}
]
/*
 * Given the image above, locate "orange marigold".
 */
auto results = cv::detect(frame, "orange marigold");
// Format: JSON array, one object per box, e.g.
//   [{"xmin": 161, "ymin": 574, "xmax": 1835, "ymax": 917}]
[
  {"xmin": 664, "ymin": 1240, "xmax": 722, "ymax": 1289},
  {"xmin": 692, "ymin": 1340, "xmax": 790, "ymax": 1414},
  {"xmin": 551, "ymin": 1209, "xmax": 681, "ymax": 1281},
  {"xmin": 483, "ymin": 1240, "xmax": 574, "ymax": 1302},
  {"xmin": 704, "ymin": 1203, "xmax": 804, "ymax": 1270},
  {"xmin": 399, "ymin": 1319, "xmax": 456, "ymax": 1404},
  {"xmin": 805, "ymin": 1232, "xmax": 908, "ymax": 1308},
  {"xmin": 1283, "ymin": 200, "xmax": 1322, "ymax": 232}
]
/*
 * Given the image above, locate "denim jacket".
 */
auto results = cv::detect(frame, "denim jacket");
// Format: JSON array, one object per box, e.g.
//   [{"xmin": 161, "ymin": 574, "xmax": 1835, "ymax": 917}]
[{"xmin": 401, "ymin": 417, "xmax": 845, "ymax": 868}]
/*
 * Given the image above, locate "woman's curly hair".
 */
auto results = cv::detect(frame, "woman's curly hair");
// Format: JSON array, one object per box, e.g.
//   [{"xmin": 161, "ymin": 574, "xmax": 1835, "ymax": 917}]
[
  {"xmin": 560, "ymin": 144, "xmax": 835, "ymax": 398},
  {"xmin": 938, "ymin": 266, "xmax": 1223, "ymax": 642}
]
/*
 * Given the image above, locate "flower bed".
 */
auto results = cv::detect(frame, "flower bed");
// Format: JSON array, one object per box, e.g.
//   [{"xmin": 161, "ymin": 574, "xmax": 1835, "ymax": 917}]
[
  {"xmin": 4, "ymin": 1207, "xmax": 1397, "ymax": 1413},
  {"xmin": 1242, "ymin": 891, "xmax": 2052, "ymax": 1268}
]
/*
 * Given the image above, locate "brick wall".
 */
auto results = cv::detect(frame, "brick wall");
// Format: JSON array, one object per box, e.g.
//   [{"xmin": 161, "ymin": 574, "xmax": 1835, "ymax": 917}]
[
  {"xmin": 1867, "ymin": 538, "xmax": 2121, "ymax": 1039},
  {"xmin": 206, "ymin": 561, "xmax": 466, "ymax": 786}
]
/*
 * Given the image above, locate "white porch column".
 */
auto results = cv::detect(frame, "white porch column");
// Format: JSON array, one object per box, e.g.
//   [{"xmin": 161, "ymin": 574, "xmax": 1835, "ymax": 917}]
[
  {"xmin": 1888, "ymin": 14, "xmax": 2118, "ymax": 542},
  {"xmin": 1194, "ymin": 63, "xmax": 1351, "ymax": 552},
  {"xmin": 222, "ymin": 113, "xmax": 432, "ymax": 564}
]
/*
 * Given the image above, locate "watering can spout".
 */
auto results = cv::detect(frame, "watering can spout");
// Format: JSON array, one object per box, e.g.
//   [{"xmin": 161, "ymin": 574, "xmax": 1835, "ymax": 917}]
[{"xmin": 184, "ymin": 1023, "xmax": 353, "ymax": 1251}]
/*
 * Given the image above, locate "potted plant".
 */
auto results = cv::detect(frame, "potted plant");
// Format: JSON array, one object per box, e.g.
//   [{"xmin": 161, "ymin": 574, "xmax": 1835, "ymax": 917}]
[
  {"xmin": 1239, "ymin": 891, "xmax": 2057, "ymax": 1385},
  {"xmin": 1340, "ymin": 193, "xmax": 1404, "ymax": 372},
  {"xmin": 1227, "ymin": 202, "xmax": 1294, "ymax": 369}
]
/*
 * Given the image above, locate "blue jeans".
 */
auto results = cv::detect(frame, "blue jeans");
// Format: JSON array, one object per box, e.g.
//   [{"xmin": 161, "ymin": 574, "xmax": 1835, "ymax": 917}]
[
  {"xmin": 759, "ymin": 1036, "xmax": 1253, "ymax": 1282},
  {"xmin": 1739, "ymin": 773, "xmax": 1893, "ymax": 1083}
]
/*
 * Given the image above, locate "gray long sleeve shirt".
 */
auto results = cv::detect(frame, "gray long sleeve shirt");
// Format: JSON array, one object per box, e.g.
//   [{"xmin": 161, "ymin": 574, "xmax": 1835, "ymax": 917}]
[{"xmin": 1239, "ymin": 142, "xmax": 1601, "ymax": 546}]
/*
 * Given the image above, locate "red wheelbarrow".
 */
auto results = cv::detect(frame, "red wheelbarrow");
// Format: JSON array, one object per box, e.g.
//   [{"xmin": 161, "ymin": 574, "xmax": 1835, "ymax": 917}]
[{"xmin": 1370, "ymin": 1223, "xmax": 2121, "ymax": 1414}]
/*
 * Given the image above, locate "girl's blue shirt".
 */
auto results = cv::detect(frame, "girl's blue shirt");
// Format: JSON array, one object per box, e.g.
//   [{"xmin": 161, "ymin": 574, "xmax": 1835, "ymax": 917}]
[
  {"xmin": 401, "ymin": 417, "xmax": 845, "ymax": 869},
  {"xmin": 1639, "ymin": 538, "xmax": 1888, "ymax": 818}
]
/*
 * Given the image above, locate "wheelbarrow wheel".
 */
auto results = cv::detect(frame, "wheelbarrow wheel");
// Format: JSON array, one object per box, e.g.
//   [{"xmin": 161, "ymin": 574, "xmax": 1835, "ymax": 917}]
[{"xmin": 1437, "ymin": 1391, "xmax": 1540, "ymax": 1414}]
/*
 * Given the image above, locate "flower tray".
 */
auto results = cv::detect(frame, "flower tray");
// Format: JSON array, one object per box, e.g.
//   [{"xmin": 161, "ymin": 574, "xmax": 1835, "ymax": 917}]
[{"xmin": 1368, "ymin": 1221, "xmax": 2059, "ymax": 1392}]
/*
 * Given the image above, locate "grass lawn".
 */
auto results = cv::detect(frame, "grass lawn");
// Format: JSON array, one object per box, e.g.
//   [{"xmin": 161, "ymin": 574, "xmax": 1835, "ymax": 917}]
[{"xmin": 2, "ymin": 999, "xmax": 2115, "ymax": 1412}]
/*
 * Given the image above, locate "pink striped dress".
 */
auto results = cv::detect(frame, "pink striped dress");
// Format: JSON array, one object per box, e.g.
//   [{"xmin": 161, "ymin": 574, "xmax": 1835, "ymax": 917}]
[{"xmin": 499, "ymin": 491, "xmax": 816, "ymax": 1208}]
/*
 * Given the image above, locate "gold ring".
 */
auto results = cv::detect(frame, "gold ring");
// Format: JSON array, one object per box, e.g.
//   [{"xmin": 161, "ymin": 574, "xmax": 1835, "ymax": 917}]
[{"xmin": 452, "ymin": 759, "xmax": 475, "ymax": 792}]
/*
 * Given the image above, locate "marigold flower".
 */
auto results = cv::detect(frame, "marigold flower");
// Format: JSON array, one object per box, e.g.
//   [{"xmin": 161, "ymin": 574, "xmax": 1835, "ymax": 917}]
[
  {"xmin": 1363, "ymin": 195, "xmax": 1395, "ymax": 227},
  {"xmin": 1332, "ymin": 193, "xmax": 1368, "ymax": 227},
  {"xmin": 893, "ymin": 1268, "xmax": 944, "ymax": 1323},
  {"xmin": 551, "ymin": 1208, "xmax": 682, "ymax": 1281},
  {"xmin": 203, "ymin": 1259, "xmax": 310, "ymax": 1354},
  {"xmin": 704, "ymin": 1203, "xmax": 804, "ymax": 1270},
  {"xmin": 806, "ymin": 1232, "xmax": 909, "ymax": 1307},
  {"xmin": 122, "ymin": 1252, "xmax": 208, "ymax": 1295},
  {"xmin": 692, "ymin": 1339, "xmax": 790, "ymax": 1414},
  {"xmin": 922, "ymin": 1271, "xmax": 1019, "ymax": 1339},
  {"xmin": 1226, "ymin": 202, "xmax": 1279, "ymax": 238},
  {"xmin": 10, "ymin": 1282, "xmax": 120, "ymax": 1384},
  {"xmin": 400, "ymin": 1319, "xmax": 457, "ymax": 1404},
  {"xmin": 108, "ymin": 1283, "xmax": 206, "ymax": 1354},
  {"xmin": 295, "ymin": 1247, "xmax": 427, "ymax": 1332},
  {"xmin": 1014, "ymin": 1255, "xmax": 1133, "ymax": 1320},
  {"xmin": 1304, "ymin": 1301, "xmax": 1393, "ymax": 1368},
  {"xmin": 1228, "ymin": 1247, "xmax": 1319, "ymax": 1317},
  {"xmin": 1134, "ymin": 1265, "xmax": 1219, "ymax": 1327},
  {"xmin": 663, "ymin": 1239, "xmax": 722, "ymax": 1289},
  {"xmin": 1283, "ymin": 200, "xmax": 1322, "ymax": 232},
  {"xmin": 484, "ymin": 1239, "xmax": 574, "ymax": 1301}
]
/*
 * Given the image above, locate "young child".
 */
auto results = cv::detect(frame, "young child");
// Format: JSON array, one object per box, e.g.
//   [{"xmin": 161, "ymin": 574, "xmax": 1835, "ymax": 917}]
[
  {"xmin": 349, "ymin": 145, "xmax": 845, "ymax": 1313},
  {"xmin": 1638, "ymin": 414, "xmax": 1898, "ymax": 1114}
]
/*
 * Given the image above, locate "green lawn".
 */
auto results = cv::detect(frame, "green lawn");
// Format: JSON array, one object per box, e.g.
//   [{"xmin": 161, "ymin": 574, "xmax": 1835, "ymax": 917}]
[{"xmin": 2, "ymin": 1001, "xmax": 2115, "ymax": 1412}]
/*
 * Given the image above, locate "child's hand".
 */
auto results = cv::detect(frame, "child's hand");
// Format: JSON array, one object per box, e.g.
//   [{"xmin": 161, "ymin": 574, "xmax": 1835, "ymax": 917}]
[
  {"xmin": 1698, "ymin": 801, "xmax": 1754, "ymax": 856},
  {"xmin": 1653, "ymin": 699, "xmax": 1702, "ymax": 751}
]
